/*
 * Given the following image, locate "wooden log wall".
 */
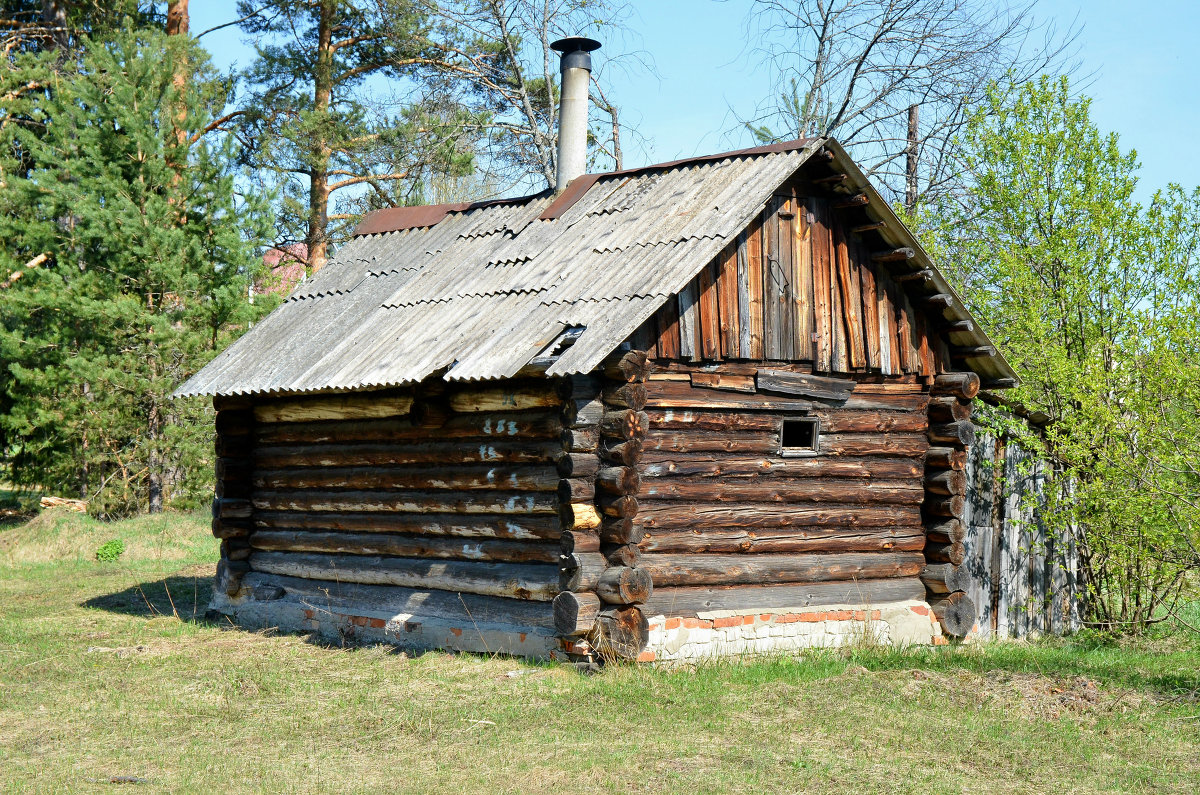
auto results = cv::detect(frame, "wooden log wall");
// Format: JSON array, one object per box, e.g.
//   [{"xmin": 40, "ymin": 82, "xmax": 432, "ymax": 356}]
[
  {"xmin": 213, "ymin": 396, "xmax": 255, "ymax": 597},
  {"xmin": 634, "ymin": 365, "xmax": 930, "ymax": 618},
  {"xmin": 920, "ymin": 372, "xmax": 981, "ymax": 637},
  {"xmin": 628, "ymin": 181, "xmax": 957, "ymax": 379},
  {"xmin": 216, "ymin": 380, "xmax": 576, "ymax": 629},
  {"xmin": 553, "ymin": 350, "xmax": 652, "ymax": 661}
]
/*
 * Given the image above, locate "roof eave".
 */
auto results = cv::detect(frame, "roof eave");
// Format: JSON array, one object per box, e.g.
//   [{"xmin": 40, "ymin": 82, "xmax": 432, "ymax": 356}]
[{"xmin": 819, "ymin": 138, "xmax": 1019, "ymax": 386}]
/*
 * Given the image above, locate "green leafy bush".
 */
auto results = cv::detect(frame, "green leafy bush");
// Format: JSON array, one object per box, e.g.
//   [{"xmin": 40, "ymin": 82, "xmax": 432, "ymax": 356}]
[{"xmin": 95, "ymin": 539, "xmax": 125, "ymax": 563}]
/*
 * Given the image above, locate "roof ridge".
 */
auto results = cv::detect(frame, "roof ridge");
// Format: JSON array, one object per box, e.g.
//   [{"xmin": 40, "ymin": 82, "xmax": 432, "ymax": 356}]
[
  {"xmin": 352, "ymin": 138, "xmax": 821, "ymax": 237},
  {"xmin": 539, "ymin": 137, "xmax": 821, "ymax": 222}
]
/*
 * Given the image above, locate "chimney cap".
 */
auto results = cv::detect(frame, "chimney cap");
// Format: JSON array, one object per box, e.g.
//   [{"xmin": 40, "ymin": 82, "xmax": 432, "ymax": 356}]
[{"xmin": 550, "ymin": 36, "xmax": 602, "ymax": 54}]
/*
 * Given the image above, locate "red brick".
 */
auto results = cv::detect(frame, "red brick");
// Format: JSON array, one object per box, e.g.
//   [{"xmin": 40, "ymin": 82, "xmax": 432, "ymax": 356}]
[
  {"xmin": 852, "ymin": 610, "xmax": 866, "ymax": 621},
  {"xmin": 303, "ymin": 609, "xmax": 314, "ymax": 620},
  {"xmin": 559, "ymin": 639, "xmax": 591, "ymax": 655},
  {"xmin": 932, "ymin": 635, "xmax": 948, "ymax": 646},
  {"xmin": 368, "ymin": 618, "xmax": 386, "ymax": 629},
  {"xmin": 350, "ymin": 616, "xmax": 368, "ymax": 627},
  {"xmin": 636, "ymin": 650, "xmax": 657, "ymax": 663},
  {"xmin": 799, "ymin": 612, "xmax": 822, "ymax": 623},
  {"xmin": 759, "ymin": 614, "xmax": 773, "ymax": 623},
  {"xmin": 450, "ymin": 627, "xmax": 463, "ymax": 637},
  {"xmin": 777, "ymin": 613, "xmax": 800, "ymax": 624},
  {"xmin": 910, "ymin": 604, "xmax": 931, "ymax": 616},
  {"xmin": 682, "ymin": 618, "xmax": 702, "ymax": 629},
  {"xmin": 664, "ymin": 617, "xmax": 682, "ymax": 630},
  {"xmin": 870, "ymin": 610, "xmax": 882, "ymax": 621},
  {"xmin": 743, "ymin": 615, "xmax": 756, "ymax": 626},
  {"xmin": 519, "ymin": 633, "xmax": 527, "ymax": 642},
  {"xmin": 713, "ymin": 616, "xmax": 741, "ymax": 628}
]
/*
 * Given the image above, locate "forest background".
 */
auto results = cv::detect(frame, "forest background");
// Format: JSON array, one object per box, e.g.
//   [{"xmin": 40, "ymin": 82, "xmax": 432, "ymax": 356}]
[{"xmin": 0, "ymin": 0, "xmax": 1197, "ymax": 631}]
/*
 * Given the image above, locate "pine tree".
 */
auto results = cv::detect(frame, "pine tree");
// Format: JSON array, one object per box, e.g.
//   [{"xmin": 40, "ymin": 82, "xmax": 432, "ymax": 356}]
[
  {"xmin": 0, "ymin": 25, "xmax": 272, "ymax": 516},
  {"xmin": 236, "ymin": 0, "xmax": 479, "ymax": 273}
]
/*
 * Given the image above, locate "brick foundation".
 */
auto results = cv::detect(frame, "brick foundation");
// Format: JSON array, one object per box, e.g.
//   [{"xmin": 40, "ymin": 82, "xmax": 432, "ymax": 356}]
[{"xmin": 640, "ymin": 600, "xmax": 942, "ymax": 663}]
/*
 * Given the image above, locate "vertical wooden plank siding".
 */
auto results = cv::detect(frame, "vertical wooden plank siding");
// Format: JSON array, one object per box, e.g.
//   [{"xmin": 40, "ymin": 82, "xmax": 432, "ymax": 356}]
[
  {"xmin": 899, "ymin": 294, "xmax": 918, "ymax": 373},
  {"xmin": 746, "ymin": 221, "xmax": 766, "ymax": 359},
  {"xmin": 793, "ymin": 196, "xmax": 814, "ymax": 361},
  {"xmin": 678, "ymin": 281, "xmax": 699, "ymax": 361},
  {"xmin": 828, "ymin": 218, "xmax": 848, "ymax": 372},
  {"xmin": 886, "ymin": 279, "xmax": 904, "ymax": 373},
  {"xmin": 808, "ymin": 198, "xmax": 833, "ymax": 372},
  {"xmin": 912, "ymin": 308, "xmax": 931, "ymax": 377},
  {"xmin": 857, "ymin": 235, "xmax": 881, "ymax": 370},
  {"xmin": 736, "ymin": 232, "xmax": 752, "ymax": 358},
  {"xmin": 762, "ymin": 201, "xmax": 782, "ymax": 359},
  {"xmin": 697, "ymin": 260, "xmax": 721, "ymax": 360},
  {"xmin": 776, "ymin": 196, "xmax": 796, "ymax": 360},
  {"xmin": 932, "ymin": 335, "xmax": 951, "ymax": 374},
  {"xmin": 876, "ymin": 274, "xmax": 895, "ymax": 375},
  {"xmin": 717, "ymin": 245, "xmax": 740, "ymax": 358},
  {"xmin": 641, "ymin": 185, "xmax": 966, "ymax": 380},
  {"xmin": 655, "ymin": 296, "xmax": 681, "ymax": 360},
  {"xmin": 630, "ymin": 318, "xmax": 657, "ymax": 358},
  {"xmin": 833, "ymin": 221, "xmax": 864, "ymax": 369}
]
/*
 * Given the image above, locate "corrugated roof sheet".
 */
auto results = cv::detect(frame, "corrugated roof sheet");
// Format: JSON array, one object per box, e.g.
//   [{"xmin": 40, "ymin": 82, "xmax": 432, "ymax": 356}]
[
  {"xmin": 176, "ymin": 141, "xmax": 821, "ymax": 397},
  {"xmin": 175, "ymin": 137, "xmax": 1016, "ymax": 398}
]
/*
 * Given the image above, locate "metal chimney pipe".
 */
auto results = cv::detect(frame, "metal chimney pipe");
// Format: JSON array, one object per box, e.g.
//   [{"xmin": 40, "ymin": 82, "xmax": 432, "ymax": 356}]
[{"xmin": 550, "ymin": 36, "xmax": 601, "ymax": 192}]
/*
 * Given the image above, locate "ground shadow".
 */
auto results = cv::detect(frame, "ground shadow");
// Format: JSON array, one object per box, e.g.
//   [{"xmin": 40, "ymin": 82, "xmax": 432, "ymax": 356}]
[
  {"xmin": 79, "ymin": 574, "xmax": 433, "ymax": 659},
  {"xmin": 82, "ymin": 574, "xmax": 216, "ymax": 624}
]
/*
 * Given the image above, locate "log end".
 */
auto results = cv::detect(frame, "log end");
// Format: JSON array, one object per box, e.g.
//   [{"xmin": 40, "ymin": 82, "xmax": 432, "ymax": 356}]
[
  {"xmin": 596, "ymin": 566, "xmax": 653, "ymax": 605},
  {"xmin": 589, "ymin": 605, "xmax": 649, "ymax": 661},
  {"xmin": 554, "ymin": 591, "xmax": 602, "ymax": 636},
  {"xmin": 930, "ymin": 592, "xmax": 976, "ymax": 638}
]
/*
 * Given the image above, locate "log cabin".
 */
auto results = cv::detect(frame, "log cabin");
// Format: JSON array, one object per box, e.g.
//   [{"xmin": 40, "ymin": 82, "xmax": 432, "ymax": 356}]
[{"xmin": 176, "ymin": 38, "xmax": 1018, "ymax": 664}]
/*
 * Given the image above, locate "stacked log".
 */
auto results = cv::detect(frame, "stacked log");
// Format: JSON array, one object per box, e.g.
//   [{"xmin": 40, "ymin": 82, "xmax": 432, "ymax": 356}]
[
  {"xmin": 554, "ymin": 373, "xmax": 604, "ymax": 655},
  {"xmin": 922, "ymin": 373, "xmax": 979, "ymax": 637},
  {"xmin": 213, "ymin": 395, "xmax": 255, "ymax": 597},
  {"xmin": 236, "ymin": 381, "xmax": 569, "ymax": 640},
  {"xmin": 553, "ymin": 350, "xmax": 652, "ymax": 662},
  {"xmin": 634, "ymin": 375, "xmax": 930, "ymax": 617}
]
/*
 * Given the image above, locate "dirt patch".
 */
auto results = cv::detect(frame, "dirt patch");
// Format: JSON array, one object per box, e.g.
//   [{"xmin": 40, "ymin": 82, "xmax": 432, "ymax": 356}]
[{"xmin": 893, "ymin": 667, "xmax": 1160, "ymax": 721}]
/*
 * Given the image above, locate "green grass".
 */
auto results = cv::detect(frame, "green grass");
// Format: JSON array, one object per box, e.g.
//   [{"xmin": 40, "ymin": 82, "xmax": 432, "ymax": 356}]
[{"xmin": 1, "ymin": 511, "xmax": 1197, "ymax": 793}]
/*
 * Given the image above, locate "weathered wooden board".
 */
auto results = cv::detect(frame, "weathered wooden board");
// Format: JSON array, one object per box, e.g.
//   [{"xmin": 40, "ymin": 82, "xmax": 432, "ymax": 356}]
[
  {"xmin": 640, "ymin": 527, "xmax": 926, "ymax": 555},
  {"xmin": 249, "ymin": 530, "xmax": 560, "ymax": 564},
  {"xmin": 639, "ymin": 551, "xmax": 925, "ymax": 586},
  {"xmin": 641, "ymin": 454, "xmax": 922, "ymax": 480},
  {"xmin": 255, "ymin": 394, "xmax": 413, "ymax": 424},
  {"xmin": 641, "ymin": 577, "xmax": 926, "ymax": 617},
  {"xmin": 238, "ymin": 571, "xmax": 556, "ymax": 629},
  {"xmin": 253, "ymin": 510, "xmax": 560, "ymax": 540},
  {"xmin": 249, "ymin": 551, "xmax": 560, "ymax": 601},
  {"xmin": 254, "ymin": 464, "xmax": 560, "ymax": 492},
  {"xmin": 252, "ymin": 490, "xmax": 559, "ymax": 515},
  {"xmin": 960, "ymin": 425, "xmax": 1080, "ymax": 639},
  {"xmin": 255, "ymin": 412, "xmax": 563, "ymax": 445},
  {"xmin": 638, "ymin": 503, "xmax": 922, "ymax": 530}
]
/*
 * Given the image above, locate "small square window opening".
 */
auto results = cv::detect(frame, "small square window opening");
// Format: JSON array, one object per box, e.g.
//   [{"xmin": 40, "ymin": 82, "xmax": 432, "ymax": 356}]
[{"xmin": 781, "ymin": 417, "xmax": 820, "ymax": 454}]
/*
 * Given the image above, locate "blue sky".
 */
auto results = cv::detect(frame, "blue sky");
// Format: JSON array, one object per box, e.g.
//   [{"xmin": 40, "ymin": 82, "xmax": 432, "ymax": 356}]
[{"xmin": 192, "ymin": 0, "xmax": 1199, "ymax": 198}]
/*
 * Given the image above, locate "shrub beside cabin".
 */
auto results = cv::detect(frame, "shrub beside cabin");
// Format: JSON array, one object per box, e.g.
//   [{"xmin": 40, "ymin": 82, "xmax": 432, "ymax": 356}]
[{"xmin": 176, "ymin": 40, "xmax": 1021, "ymax": 663}]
